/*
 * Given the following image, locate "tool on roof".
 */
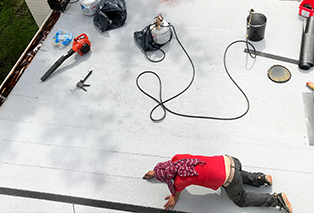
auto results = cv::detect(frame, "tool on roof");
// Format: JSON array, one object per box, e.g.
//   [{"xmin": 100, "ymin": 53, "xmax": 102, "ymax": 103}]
[
  {"xmin": 246, "ymin": 9, "xmax": 255, "ymax": 39},
  {"xmin": 70, "ymin": 69, "xmax": 93, "ymax": 92},
  {"xmin": 40, "ymin": 33, "xmax": 91, "ymax": 81},
  {"xmin": 299, "ymin": 15, "xmax": 314, "ymax": 70}
]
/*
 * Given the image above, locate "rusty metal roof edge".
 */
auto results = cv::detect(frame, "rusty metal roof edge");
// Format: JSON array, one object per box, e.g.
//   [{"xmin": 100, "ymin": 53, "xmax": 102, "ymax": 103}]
[{"xmin": 0, "ymin": 9, "xmax": 60, "ymax": 107}]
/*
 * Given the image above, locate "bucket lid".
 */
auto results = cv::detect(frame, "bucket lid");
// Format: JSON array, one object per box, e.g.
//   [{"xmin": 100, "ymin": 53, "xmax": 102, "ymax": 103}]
[{"xmin": 268, "ymin": 65, "xmax": 291, "ymax": 83}]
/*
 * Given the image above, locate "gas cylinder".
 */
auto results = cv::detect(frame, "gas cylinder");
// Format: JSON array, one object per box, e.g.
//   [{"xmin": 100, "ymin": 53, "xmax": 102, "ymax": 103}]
[{"xmin": 150, "ymin": 14, "xmax": 172, "ymax": 45}]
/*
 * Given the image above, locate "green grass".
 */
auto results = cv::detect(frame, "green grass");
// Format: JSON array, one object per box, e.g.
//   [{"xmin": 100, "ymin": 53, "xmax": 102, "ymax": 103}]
[{"xmin": 0, "ymin": 0, "xmax": 38, "ymax": 85}]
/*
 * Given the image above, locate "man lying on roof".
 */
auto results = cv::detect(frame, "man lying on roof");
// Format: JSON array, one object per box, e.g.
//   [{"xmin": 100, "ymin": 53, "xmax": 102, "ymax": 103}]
[{"xmin": 143, "ymin": 154, "xmax": 292, "ymax": 213}]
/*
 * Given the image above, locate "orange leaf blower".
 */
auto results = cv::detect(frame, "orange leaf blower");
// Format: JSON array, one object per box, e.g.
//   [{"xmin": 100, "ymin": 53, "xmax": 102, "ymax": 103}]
[{"xmin": 41, "ymin": 33, "xmax": 91, "ymax": 81}]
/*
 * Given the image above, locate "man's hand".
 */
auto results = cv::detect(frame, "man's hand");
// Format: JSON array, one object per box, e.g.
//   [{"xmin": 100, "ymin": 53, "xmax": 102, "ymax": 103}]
[
  {"xmin": 164, "ymin": 195, "xmax": 176, "ymax": 210},
  {"xmin": 143, "ymin": 171, "xmax": 154, "ymax": 179},
  {"xmin": 164, "ymin": 192, "xmax": 180, "ymax": 210}
]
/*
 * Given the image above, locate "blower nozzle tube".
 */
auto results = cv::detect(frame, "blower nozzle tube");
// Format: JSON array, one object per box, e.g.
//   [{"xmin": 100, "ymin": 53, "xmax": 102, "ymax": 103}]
[
  {"xmin": 40, "ymin": 49, "xmax": 75, "ymax": 81},
  {"xmin": 299, "ymin": 16, "xmax": 314, "ymax": 70}
]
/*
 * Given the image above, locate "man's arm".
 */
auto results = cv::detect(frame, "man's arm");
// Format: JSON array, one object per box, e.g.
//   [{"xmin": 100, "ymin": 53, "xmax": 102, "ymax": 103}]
[{"xmin": 164, "ymin": 191, "xmax": 181, "ymax": 210}]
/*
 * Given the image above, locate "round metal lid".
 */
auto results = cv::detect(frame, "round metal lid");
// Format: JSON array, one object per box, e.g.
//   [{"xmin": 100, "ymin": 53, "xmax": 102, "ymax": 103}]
[{"xmin": 268, "ymin": 65, "xmax": 291, "ymax": 83}]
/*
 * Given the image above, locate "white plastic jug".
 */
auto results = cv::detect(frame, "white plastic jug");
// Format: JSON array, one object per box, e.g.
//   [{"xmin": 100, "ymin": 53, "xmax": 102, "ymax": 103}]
[{"xmin": 79, "ymin": 0, "xmax": 98, "ymax": 16}]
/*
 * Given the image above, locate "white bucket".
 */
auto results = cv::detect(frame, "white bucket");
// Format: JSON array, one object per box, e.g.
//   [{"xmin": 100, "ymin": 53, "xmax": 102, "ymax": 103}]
[{"xmin": 79, "ymin": 0, "xmax": 98, "ymax": 16}]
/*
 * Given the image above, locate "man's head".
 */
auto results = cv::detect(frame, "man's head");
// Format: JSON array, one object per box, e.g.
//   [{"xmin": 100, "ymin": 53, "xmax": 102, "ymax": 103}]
[
  {"xmin": 147, "ymin": 160, "xmax": 177, "ymax": 196},
  {"xmin": 143, "ymin": 170, "xmax": 154, "ymax": 179}
]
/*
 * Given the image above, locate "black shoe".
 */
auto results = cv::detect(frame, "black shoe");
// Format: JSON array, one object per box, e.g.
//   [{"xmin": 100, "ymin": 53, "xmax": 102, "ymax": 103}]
[
  {"xmin": 275, "ymin": 193, "xmax": 293, "ymax": 213},
  {"xmin": 258, "ymin": 174, "xmax": 273, "ymax": 186}
]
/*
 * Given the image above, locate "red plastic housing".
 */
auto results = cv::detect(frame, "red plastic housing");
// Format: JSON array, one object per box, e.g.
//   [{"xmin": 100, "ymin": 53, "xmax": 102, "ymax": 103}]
[{"xmin": 299, "ymin": 0, "xmax": 314, "ymax": 18}]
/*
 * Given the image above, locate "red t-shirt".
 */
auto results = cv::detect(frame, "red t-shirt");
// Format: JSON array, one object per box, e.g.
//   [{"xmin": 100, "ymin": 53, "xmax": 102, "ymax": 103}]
[{"xmin": 171, "ymin": 154, "xmax": 226, "ymax": 192}]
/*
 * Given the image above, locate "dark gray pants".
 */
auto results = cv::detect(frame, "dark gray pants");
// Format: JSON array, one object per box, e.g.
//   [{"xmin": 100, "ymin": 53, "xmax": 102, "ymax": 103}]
[{"xmin": 223, "ymin": 157, "xmax": 278, "ymax": 207}]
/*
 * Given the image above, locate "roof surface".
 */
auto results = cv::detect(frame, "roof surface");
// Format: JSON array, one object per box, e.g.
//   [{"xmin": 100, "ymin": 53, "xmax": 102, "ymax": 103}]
[{"xmin": 0, "ymin": 0, "xmax": 312, "ymax": 212}]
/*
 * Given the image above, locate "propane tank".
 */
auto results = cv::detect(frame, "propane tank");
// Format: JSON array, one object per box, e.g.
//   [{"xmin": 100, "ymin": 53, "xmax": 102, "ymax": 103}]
[{"xmin": 150, "ymin": 14, "xmax": 172, "ymax": 45}]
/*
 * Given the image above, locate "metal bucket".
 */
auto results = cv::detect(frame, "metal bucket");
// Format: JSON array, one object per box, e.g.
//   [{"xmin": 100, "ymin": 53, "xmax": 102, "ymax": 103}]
[{"xmin": 247, "ymin": 13, "xmax": 267, "ymax": 41}]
